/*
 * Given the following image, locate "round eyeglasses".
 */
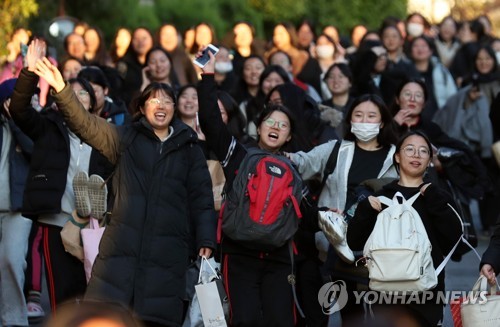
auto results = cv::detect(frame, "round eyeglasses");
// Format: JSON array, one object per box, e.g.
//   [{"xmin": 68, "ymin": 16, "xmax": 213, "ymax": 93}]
[
  {"xmin": 264, "ymin": 118, "xmax": 289, "ymax": 130},
  {"xmin": 147, "ymin": 98, "xmax": 174, "ymax": 106},
  {"xmin": 401, "ymin": 145, "xmax": 430, "ymax": 158}
]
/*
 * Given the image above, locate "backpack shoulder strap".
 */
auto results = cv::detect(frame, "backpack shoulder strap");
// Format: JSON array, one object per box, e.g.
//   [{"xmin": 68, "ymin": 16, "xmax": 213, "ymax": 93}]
[
  {"xmin": 320, "ymin": 141, "xmax": 341, "ymax": 190},
  {"xmin": 435, "ymin": 203, "xmax": 481, "ymax": 275}
]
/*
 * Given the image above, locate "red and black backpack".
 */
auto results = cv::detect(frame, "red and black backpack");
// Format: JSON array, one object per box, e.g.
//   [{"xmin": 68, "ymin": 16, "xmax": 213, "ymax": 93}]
[{"xmin": 221, "ymin": 149, "xmax": 303, "ymax": 251}]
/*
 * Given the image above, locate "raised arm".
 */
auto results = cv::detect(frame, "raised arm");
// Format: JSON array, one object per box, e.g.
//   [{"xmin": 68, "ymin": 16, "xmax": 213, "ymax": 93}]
[
  {"xmin": 34, "ymin": 57, "xmax": 121, "ymax": 164},
  {"xmin": 9, "ymin": 40, "xmax": 47, "ymax": 140},
  {"xmin": 196, "ymin": 49, "xmax": 247, "ymax": 188}
]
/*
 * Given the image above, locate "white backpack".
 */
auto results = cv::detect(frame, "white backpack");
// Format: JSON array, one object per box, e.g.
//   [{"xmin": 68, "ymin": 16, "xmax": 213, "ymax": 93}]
[{"xmin": 363, "ymin": 191, "xmax": 461, "ymax": 292}]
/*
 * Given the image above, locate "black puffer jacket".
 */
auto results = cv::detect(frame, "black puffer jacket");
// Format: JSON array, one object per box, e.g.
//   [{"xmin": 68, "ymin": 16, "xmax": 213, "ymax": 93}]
[
  {"xmin": 50, "ymin": 83, "xmax": 217, "ymax": 326},
  {"xmin": 10, "ymin": 69, "xmax": 114, "ymax": 220}
]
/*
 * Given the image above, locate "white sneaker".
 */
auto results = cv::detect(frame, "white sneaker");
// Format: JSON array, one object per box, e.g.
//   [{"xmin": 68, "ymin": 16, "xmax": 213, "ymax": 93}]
[
  {"xmin": 73, "ymin": 171, "xmax": 91, "ymax": 217},
  {"xmin": 318, "ymin": 211, "xmax": 347, "ymax": 245},
  {"xmin": 333, "ymin": 239, "xmax": 355, "ymax": 263},
  {"xmin": 88, "ymin": 174, "xmax": 108, "ymax": 219}
]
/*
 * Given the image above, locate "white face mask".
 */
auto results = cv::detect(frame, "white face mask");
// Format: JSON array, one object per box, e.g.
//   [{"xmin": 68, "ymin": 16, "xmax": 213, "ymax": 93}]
[
  {"xmin": 316, "ymin": 45, "xmax": 335, "ymax": 59},
  {"xmin": 496, "ymin": 52, "xmax": 500, "ymax": 65},
  {"xmin": 407, "ymin": 23, "xmax": 424, "ymax": 37},
  {"xmin": 351, "ymin": 122, "xmax": 380, "ymax": 142},
  {"xmin": 215, "ymin": 61, "xmax": 233, "ymax": 74}
]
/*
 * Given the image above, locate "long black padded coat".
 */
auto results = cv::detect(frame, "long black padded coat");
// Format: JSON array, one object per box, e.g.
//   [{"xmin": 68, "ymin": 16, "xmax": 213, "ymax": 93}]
[{"xmin": 50, "ymin": 79, "xmax": 217, "ymax": 326}]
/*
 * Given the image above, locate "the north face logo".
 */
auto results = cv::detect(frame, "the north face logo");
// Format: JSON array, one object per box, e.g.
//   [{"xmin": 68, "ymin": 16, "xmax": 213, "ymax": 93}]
[{"xmin": 266, "ymin": 162, "xmax": 284, "ymax": 177}]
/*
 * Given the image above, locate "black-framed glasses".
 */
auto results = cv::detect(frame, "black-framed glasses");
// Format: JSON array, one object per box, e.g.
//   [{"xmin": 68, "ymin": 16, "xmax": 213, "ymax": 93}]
[
  {"xmin": 264, "ymin": 118, "xmax": 289, "ymax": 130},
  {"xmin": 401, "ymin": 145, "xmax": 430, "ymax": 158}
]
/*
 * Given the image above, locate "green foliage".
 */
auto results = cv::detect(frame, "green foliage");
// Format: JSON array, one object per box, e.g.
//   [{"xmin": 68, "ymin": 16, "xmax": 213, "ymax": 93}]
[
  {"xmin": 0, "ymin": 0, "xmax": 39, "ymax": 58},
  {"xmin": 26, "ymin": 0, "xmax": 407, "ymax": 49},
  {"xmin": 308, "ymin": 0, "xmax": 407, "ymax": 34}
]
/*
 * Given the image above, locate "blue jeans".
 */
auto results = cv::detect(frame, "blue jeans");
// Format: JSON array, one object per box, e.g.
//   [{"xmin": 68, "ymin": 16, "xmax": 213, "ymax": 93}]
[{"xmin": 0, "ymin": 212, "xmax": 32, "ymax": 326}]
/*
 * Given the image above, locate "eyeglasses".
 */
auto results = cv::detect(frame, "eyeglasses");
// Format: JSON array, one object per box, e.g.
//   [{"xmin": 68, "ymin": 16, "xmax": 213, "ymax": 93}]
[
  {"xmin": 264, "ymin": 118, "xmax": 289, "ymax": 130},
  {"xmin": 401, "ymin": 145, "xmax": 430, "ymax": 158},
  {"xmin": 147, "ymin": 98, "xmax": 174, "ymax": 106},
  {"xmin": 401, "ymin": 91, "xmax": 424, "ymax": 102},
  {"xmin": 74, "ymin": 90, "xmax": 89, "ymax": 98}
]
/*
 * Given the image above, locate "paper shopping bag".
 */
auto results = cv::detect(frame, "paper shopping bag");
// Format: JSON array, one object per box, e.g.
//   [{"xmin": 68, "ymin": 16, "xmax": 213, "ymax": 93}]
[
  {"xmin": 195, "ymin": 281, "xmax": 227, "ymax": 327},
  {"xmin": 81, "ymin": 217, "xmax": 105, "ymax": 283},
  {"xmin": 461, "ymin": 275, "xmax": 500, "ymax": 327}
]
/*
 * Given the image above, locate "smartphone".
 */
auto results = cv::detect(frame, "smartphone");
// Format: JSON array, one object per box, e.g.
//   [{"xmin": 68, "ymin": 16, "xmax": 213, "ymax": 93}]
[
  {"xmin": 193, "ymin": 44, "xmax": 219, "ymax": 68},
  {"xmin": 472, "ymin": 73, "xmax": 479, "ymax": 89},
  {"xmin": 21, "ymin": 43, "xmax": 28, "ymax": 58}
]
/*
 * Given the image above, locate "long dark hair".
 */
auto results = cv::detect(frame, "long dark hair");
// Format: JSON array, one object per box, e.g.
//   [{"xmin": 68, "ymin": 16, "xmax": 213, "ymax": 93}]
[
  {"xmin": 144, "ymin": 46, "xmax": 180, "ymax": 87},
  {"xmin": 265, "ymin": 83, "xmax": 320, "ymax": 152},
  {"xmin": 344, "ymin": 93, "xmax": 398, "ymax": 147},
  {"xmin": 245, "ymin": 65, "xmax": 290, "ymax": 127},
  {"xmin": 217, "ymin": 90, "xmax": 247, "ymax": 141}
]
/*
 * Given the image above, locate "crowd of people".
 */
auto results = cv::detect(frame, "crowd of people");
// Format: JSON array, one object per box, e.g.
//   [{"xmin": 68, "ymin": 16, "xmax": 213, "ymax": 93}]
[{"xmin": 0, "ymin": 11, "xmax": 500, "ymax": 327}]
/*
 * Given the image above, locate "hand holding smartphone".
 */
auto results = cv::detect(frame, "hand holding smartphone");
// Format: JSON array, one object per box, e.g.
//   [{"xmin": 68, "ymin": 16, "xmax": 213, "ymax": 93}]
[{"xmin": 193, "ymin": 44, "xmax": 219, "ymax": 68}]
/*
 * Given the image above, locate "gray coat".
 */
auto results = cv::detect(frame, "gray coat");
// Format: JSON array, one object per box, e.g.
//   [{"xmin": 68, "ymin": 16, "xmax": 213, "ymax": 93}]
[{"xmin": 291, "ymin": 139, "xmax": 397, "ymax": 211}]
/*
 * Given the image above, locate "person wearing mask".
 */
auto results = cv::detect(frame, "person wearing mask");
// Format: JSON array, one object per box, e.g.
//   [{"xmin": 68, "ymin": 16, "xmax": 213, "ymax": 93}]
[
  {"xmin": 213, "ymin": 45, "xmax": 237, "ymax": 93},
  {"xmin": 287, "ymin": 94, "xmax": 399, "ymax": 324},
  {"xmin": 33, "ymin": 43, "xmax": 217, "ymax": 327},
  {"xmin": 403, "ymin": 13, "xmax": 433, "ymax": 56}
]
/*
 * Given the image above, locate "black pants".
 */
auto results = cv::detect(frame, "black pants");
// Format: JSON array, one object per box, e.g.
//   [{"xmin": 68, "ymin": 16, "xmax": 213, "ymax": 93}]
[
  {"xmin": 42, "ymin": 224, "xmax": 87, "ymax": 313},
  {"xmin": 223, "ymin": 254, "xmax": 295, "ymax": 327},
  {"xmin": 296, "ymin": 259, "xmax": 327, "ymax": 326}
]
